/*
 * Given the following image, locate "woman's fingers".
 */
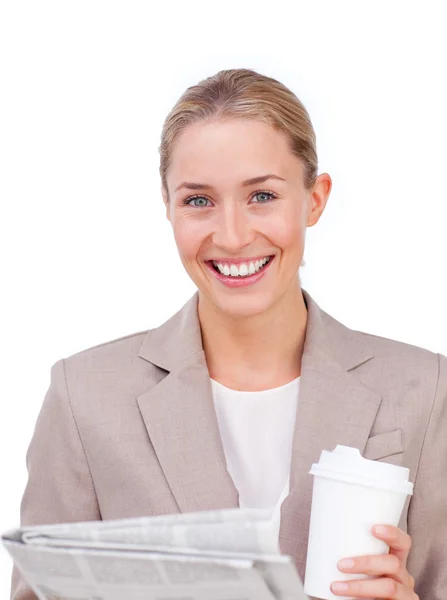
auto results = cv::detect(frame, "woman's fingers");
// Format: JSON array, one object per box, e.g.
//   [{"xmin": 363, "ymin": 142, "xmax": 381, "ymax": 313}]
[
  {"xmin": 337, "ymin": 552, "xmax": 414, "ymax": 588},
  {"xmin": 333, "ymin": 527, "xmax": 418, "ymax": 599},
  {"xmin": 372, "ymin": 525, "xmax": 413, "ymax": 564},
  {"xmin": 331, "ymin": 576, "xmax": 417, "ymax": 598}
]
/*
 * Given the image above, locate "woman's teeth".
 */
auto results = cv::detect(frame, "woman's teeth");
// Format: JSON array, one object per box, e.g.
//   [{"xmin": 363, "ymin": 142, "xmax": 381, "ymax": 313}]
[{"xmin": 212, "ymin": 257, "xmax": 271, "ymax": 277}]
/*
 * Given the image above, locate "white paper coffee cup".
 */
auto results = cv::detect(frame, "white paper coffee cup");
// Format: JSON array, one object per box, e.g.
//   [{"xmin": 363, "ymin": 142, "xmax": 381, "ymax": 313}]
[{"xmin": 303, "ymin": 445, "xmax": 413, "ymax": 600}]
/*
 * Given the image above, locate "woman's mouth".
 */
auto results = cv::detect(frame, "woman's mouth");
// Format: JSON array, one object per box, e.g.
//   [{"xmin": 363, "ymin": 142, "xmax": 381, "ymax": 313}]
[{"xmin": 205, "ymin": 255, "xmax": 275, "ymax": 288}]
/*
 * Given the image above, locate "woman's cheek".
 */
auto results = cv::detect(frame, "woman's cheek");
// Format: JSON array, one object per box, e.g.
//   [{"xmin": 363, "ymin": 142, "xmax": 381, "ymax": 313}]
[
  {"xmin": 265, "ymin": 217, "xmax": 304, "ymax": 250},
  {"xmin": 173, "ymin": 221, "xmax": 206, "ymax": 259}
]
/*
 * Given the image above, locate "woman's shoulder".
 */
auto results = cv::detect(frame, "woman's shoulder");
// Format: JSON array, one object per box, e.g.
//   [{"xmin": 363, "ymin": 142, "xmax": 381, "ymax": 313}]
[
  {"xmin": 316, "ymin": 298, "xmax": 445, "ymax": 397},
  {"xmin": 354, "ymin": 326, "xmax": 443, "ymax": 364},
  {"xmin": 58, "ymin": 328, "xmax": 158, "ymax": 399},
  {"xmin": 69, "ymin": 328, "xmax": 151, "ymax": 358},
  {"xmin": 62, "ymin": 328, "xmax": 152, "ymax": 373},
  {"xmin": 315, "ymin": 295, "xmax": 443, "ymax": 375},
  {"xmin": 306, "ymin": 289, "xmax": 444, "ymax": 372},
  {"xmin": 64, "ymin": 294, "xmax": 199, "ymax": 366},
  {"xmin": 342, "ymin": 322, "xmax": 446, "ymax": 399}
]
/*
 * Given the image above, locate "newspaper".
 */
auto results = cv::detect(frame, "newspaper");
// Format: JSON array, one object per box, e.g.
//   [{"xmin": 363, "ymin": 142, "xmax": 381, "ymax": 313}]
[{"xmin": 2, "ymin": 508, "xmax": 310, "ymax": 600}]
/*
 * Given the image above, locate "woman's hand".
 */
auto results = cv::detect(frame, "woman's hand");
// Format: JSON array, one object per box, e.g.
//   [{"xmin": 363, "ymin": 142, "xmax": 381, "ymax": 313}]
[{"xmin": 330, "ymin": 525, "xmax": 419, "ymax": 599}]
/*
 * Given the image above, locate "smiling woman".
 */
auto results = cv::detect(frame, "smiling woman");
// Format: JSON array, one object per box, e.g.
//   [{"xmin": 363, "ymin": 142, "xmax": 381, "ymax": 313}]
[
  {"xmin": 11, "ymin": 69, "xmax": 447, "ymax": 600},
  {"xmin": 162, "ymin": 115, "xmax": 331, "ymax": 325}
]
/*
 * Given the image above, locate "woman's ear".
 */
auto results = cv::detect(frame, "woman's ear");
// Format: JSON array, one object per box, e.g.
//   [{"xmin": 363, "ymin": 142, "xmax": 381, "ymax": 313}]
[{"xmin": 307, "ymin": 172, "xmax": 332, "ymax": 227}]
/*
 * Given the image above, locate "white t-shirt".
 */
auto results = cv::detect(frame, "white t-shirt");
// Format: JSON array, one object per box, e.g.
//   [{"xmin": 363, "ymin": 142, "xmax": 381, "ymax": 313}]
[{"xmin": 210, "ymin": 376, "xmax": 300, "ymax": 522}]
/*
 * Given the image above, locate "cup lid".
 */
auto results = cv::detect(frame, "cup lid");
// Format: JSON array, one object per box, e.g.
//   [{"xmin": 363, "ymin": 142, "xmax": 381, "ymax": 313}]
[{"xmin": 309, "ymin": 445, "xmax": 414, "ymax": 495}]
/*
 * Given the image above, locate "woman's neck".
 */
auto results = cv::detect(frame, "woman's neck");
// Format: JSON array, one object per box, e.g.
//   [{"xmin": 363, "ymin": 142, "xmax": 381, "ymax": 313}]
[{"xmin": 198, "ymin": 280, "xmax": 308, "ymax": 392}]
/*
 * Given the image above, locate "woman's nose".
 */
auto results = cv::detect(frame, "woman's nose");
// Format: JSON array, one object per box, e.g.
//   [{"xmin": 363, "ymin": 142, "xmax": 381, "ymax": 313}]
[{"xmin": 212, "ymin": 205, "xmax": 255, "ymax": 252}]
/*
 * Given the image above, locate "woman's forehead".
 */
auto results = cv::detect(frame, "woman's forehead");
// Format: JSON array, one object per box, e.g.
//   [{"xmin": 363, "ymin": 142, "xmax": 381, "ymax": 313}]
[{"xmin": 167, "ymin": 121, "xmax": 302, "ymax": 189}]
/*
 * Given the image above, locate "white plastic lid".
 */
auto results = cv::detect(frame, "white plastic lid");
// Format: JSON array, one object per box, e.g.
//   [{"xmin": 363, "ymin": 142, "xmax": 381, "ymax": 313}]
[{"xmin": 309, "ymin": 445, "xmax": 414, "ymax": 496}]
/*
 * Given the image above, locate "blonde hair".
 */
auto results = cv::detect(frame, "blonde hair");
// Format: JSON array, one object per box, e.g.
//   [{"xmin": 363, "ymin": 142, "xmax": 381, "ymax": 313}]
[{"xmin": 159, "ymin": 68, "xmax": 318, "ymax": 200}]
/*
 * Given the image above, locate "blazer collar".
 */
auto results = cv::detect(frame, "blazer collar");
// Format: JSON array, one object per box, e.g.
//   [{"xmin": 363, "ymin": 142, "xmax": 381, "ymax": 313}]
[
  {"xmin": 138, "ymin": 291, "xmax": 202, "ymax": 372},
  {"xmin": 138, "ymin": 288, "xmax": 374, "ymax": 373},
  {"xmin": 137, "ymin": 288, "xmax": 381, "ymax": 580}
]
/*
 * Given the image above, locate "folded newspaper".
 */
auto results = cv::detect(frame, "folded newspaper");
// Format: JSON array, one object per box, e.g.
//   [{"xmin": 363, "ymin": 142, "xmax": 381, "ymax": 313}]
[{"xmin": 2, "ymin": 507, "xmax": 310, "ymax": 600}]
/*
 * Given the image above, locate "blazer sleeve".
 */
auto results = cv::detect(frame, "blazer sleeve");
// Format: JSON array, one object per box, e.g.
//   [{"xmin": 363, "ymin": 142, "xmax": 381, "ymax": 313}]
[
  {"xmin": 407, "ymin": 352, "xmax": 447, "ymax": 599},
  {"xmin": 10, "ymin": 358, "xmax": 101, "ymax": 600}
]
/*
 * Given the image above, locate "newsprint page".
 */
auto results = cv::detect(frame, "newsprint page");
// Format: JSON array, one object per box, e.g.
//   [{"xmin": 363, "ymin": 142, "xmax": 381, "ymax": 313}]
[{"xmin": 2, "ymin": 507, "xmax": 310, "ymax": 600}]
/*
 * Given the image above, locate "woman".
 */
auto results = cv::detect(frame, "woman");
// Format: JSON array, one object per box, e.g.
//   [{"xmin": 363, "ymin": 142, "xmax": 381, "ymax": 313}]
[{"xmin": 12, "ymin": 68, "xmax": 446, "ymax": 600}]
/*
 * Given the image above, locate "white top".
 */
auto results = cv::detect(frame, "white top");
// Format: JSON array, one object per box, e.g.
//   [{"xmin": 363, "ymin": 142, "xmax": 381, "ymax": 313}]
[{"xmin": 210, "ymin": 376, "xmax": 300, "ymax": 526}]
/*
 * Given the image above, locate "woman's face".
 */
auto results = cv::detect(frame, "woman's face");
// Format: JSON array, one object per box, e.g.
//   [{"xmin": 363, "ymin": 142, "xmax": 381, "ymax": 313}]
[{"xmin": 164, "ymin": 118, "xmax": 331, "ymax": 318}]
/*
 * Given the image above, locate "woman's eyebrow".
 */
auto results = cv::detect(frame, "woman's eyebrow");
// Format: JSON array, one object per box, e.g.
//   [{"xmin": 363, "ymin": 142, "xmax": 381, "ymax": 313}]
[{"xmin": 174, "ymin": 174, "xmax": 286, "ymax": 193}]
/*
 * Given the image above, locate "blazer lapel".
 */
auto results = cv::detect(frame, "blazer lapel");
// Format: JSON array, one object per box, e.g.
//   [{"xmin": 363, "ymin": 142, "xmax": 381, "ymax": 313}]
[
  {"xmin": 137, "ymin": 293, "xmax": 239, "ymax": 514},
  {"xmin": 279, "ymin": 289, "xmax": 382, "ymax": 579},
  {"xmin": 136, "ymin": 287, "xmax": 383, "ymax": 579}
]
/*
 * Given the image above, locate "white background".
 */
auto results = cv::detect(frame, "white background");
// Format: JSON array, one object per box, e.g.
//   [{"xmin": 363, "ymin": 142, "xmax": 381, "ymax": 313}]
[{"xmin": 1, "ymin": 1, "xmax": 446, "ymax": 595}]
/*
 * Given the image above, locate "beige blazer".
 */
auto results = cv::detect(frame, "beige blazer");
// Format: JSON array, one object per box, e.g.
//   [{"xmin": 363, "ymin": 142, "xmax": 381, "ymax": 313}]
[{"xmin": 11, "ymin": 288, "xmax": 447, "ymax": 599}]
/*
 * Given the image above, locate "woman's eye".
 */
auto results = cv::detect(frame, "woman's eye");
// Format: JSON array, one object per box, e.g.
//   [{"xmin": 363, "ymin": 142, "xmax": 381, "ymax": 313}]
[
  {"xmin": 251, "ymin": 191, "xmax": 276, "ymax": 203},
  {"xmin": 183, "ymin": 191, "xmax": 276, "ymax": 207},
  {"xmin": 184, "ymin": 196, "xmax": 211, "ymax": 207}
]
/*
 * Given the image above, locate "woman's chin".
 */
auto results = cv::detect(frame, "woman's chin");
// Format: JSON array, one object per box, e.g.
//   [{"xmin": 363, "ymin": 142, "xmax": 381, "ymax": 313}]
[{"xmin": 209, "ymin": 292, "xmax": 277, "ymax": 320}]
